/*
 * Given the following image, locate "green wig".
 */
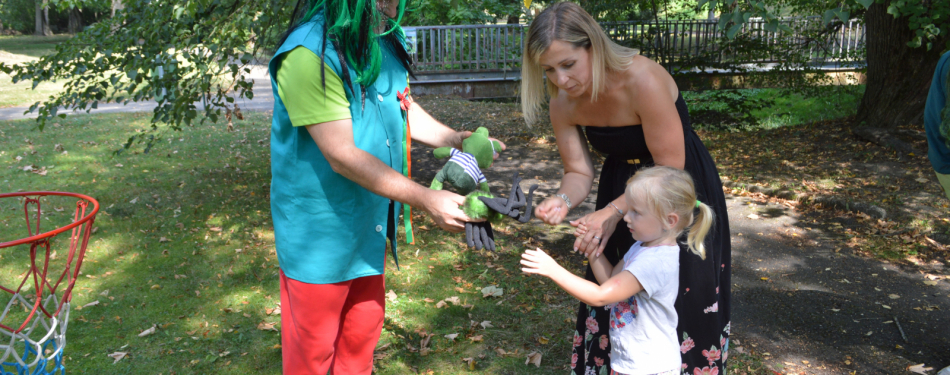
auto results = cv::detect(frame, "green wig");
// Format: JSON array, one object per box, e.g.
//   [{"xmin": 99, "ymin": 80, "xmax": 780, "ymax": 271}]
[{"xmin": 279, "ymin": 0, "xmax": 414, "ymax": 89}]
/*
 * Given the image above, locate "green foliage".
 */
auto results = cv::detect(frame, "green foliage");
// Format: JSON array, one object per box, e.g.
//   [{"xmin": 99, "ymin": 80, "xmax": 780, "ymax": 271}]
[
  {"xmin": 403, "ymin": 0, "xmax": 522, "ymax": 25},
  {"xmin": 718, "ymin": 0, "xmax": 948, "ymax": 50},
  {"xmin": 0, "ymin": 0, "xmax": 110, "ymax": 34},
  {"xmin": 0, "ymin": 0, "xmax": 289, "ymax": 134}
]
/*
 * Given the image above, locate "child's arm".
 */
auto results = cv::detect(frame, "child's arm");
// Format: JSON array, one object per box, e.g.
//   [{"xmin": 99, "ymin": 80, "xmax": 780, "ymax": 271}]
[
  {"xmin": 587, "ymin": 253, "xmax": 615, "ymax": 285},
  {"xmin": 522, "ymin": 248, "xmax": 643, "ymax": 307}
]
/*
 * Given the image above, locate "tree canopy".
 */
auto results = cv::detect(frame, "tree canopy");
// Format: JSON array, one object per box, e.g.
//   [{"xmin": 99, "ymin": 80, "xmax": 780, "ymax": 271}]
[{"xmin": 1, "ymin": 0, "xmax": 947, "ymax": 135}]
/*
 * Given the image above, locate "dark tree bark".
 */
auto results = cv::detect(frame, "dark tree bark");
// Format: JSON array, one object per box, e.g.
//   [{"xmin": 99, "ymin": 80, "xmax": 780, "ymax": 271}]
[
  {"xmin": 34, "ymin": 0, "xmax": 51, "ymax": 36},
  {"xmin": 68, "ymin": 8, "xmax": 83, "ymax": 34},
  {"xmin": 855, "ymin": 1, "xmax": 948, "ymax": 129},
  {"xmin": 507, "ymin": 15, "xmax": 520, "ymax": 24}
]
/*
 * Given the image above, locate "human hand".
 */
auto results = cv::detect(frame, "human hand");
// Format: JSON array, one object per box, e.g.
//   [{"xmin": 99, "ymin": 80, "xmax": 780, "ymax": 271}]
[
  {"xmin": 520, "ymin": 248, "xmax": 562, "ymax": 278},
  {"xmin": 421, "ymin": 189, "xmax": 480, "ymax": 233},
  {"xmin": 570, "ymin": 207, "xmax": 622, "ymax": 258},
  {"xmin": 534, "ymin": 196, "xmax": 568, "ymax": 225}
]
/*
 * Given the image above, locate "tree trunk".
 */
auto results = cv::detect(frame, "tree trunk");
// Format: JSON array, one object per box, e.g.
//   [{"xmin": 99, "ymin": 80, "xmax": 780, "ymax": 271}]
[
  {"xmin": 507, "ymin": 15, "xmax": 520, "ymax": 24},
  {"xmin": 35, "ymin": 0, "xmax": 51, "ymax": 36},
  {"xmin": 68, "ymin": 8, "xmax": 83, "ymax": 34},
  {"xmin": 855, "ymin": 1, "xmax": 948, "ymax": 128}
]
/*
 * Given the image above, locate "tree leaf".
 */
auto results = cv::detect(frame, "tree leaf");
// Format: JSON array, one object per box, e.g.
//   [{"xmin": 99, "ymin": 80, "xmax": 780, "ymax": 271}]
[
  {"xmin": 835, "ymin": 9, "xmax": 851, "ymax": 23},
  {"xmin": 525, "ymin": 351, "xmax": 542, "ymax": 367},
  {"xmin": 481, "ymin": 285, "xmax": 503, "ymax": 298},
  {"xmin": 856, "ymin": 0, "xmax": 875, "ymax": 9},
  {"xmin": 726, "ymin": 24, "xmax": 743, "ymax": 39},
  {"xmin": 822, "ymin": 9, "xmax": 837, "ymax": 25},
  {"xmin": 907, "ymin": 364, "xmax": 933, "ymax": 374}
]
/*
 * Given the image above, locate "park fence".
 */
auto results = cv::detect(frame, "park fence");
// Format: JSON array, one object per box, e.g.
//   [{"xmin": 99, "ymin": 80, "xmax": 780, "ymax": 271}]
[{"xmin": 405, "ymin": 17, "xmax": 865, "ymax": 75}]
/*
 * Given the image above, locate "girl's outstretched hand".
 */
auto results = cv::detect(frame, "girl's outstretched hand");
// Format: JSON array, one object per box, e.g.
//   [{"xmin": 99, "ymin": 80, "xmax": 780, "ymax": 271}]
[{"xmin": 520, "ymin": 248, "xmax": 562, "ymax": 278}]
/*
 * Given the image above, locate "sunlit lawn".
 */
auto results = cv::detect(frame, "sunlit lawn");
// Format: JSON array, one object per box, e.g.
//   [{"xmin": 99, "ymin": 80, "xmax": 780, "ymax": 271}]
[
  {"xmin": 0, "ymin": 35, "xmax": 72, "ymax": 108},
  {"xmin": 0, "ymin": 112, "xmax": 597, "ymax": 374}
]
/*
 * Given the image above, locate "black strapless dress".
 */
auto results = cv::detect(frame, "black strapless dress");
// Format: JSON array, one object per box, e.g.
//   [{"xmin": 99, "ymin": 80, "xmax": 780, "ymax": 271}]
[{"xmin": 568, "ymin": 93, "xmax": 732, "ymax": 375}]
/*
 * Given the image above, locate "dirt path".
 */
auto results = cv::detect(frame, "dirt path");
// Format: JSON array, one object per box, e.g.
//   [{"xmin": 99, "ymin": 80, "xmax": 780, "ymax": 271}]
[{"xmin": 412, "ymin": 137, "xmax": 950, "ymax": 374}]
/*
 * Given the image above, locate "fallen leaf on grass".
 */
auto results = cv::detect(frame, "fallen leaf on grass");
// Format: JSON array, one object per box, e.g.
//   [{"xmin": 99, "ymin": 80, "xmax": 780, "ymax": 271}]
[
  {"xmin": 80, "ymin": 300, "xmax": 100, "ymax": 309},
  {"xmin": 907, "ymin": 363, "xmax": 933, "ymax": 374},
  {"xmin": 257, "ymin": 322, "xmax": 278, "ymax": 331},
  {"xmin": 537, "ymin": 336, "xmax": 549, "ymax": 344},
  {"xmin": 469, "ymin": 335, "xmax": 483, "ymax": 343},
  {"xmin": 888, "ymin": 294, "xmax": 900, "ymax": 299},
  {"xmin": 386, "ymin": 290, "xmax": 397, "ymax": 302},
  {"xmin": 923, "ymin": 280, "xmax": 938, "ymax": 286},
  {"xmin": 444, "ymin": 333, "xmax": 459, "ymax": 341},
  {"xmin": 444, "ymin": 296, "xmax": 461, "ymax": 305},
  {"xmin": 107, "ymin": 352, "xmax": 128, "ymax": 364},
  {"xmin": 495, "ymin": 348, "xmax": 507, "ymax": 356},
  {"xmin": 159, "ymin": 237, "xmax": 169, "ymax": 243},
  {"xmin": 423, "ymin": 298, "xmax": 435, "ymax": 303},
  {"xmin": 525, "ymin": 351, "xmax": 542, "ymax": 367},
  {"xmin": 481, "ymin": 285, "xmax": 503, "ymax": 298},
  {"xmin": 479, "ymin": 321, "xmax": 493, "ymax": 329},
  {"xmin": 747, "ymin": 213, "xmax": 760, "ymax": 220},
  {"xmin": 462, "ymin": 357, "xmax": 475, "ymax": 370},
  {"xmin": 138, "ymin": 325, "xmax": 157, "ymax": 337},
  {"xmin": 436, "ymin": 301, "xmax": 447, "ymax": 308}
]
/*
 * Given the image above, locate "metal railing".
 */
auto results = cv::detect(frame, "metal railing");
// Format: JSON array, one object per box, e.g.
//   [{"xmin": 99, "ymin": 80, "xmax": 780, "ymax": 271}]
[{"xmin": 405, "ymin": 17, "xmax": 865, "ymax": 75}]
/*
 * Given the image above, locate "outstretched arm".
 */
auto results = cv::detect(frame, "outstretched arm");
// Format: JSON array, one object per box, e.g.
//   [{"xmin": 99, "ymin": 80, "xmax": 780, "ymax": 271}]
[{"xmin": 521, "ymin": 248, "xmax": 642, "ymax": 307}]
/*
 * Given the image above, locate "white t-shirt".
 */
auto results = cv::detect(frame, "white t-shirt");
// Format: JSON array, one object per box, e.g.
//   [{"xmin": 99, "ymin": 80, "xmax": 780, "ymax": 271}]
[{"xmin": 608, "ymin": 241, "xmax": 681, "ymax": 375}]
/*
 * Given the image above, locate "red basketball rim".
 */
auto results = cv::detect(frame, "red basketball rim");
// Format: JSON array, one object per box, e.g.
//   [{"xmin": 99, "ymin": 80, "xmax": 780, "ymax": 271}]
[{"xmin": 0, "ymin": 191, "xmax": 100, "ymax": 248}]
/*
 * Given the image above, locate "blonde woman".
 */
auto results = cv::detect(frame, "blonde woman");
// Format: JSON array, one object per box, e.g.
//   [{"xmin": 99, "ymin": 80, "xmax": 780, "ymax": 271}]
[{"xmin": 523, "ymin": 3, "xmax": 732, "ymax": 374}]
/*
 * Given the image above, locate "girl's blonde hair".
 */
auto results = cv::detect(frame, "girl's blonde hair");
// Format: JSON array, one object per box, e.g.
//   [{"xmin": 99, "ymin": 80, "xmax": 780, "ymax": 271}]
[
  {"xmin": 625, "ymin": 166, "xmax": 714, "ymax": 259},
  {"xmin": 520, "ymin": 2, "xmax": 640, "ymax": 125}
]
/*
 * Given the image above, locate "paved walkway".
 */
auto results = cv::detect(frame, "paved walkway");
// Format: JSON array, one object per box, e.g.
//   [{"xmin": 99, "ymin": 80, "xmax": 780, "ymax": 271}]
[{"xmin": 0, "ymin": 66, "xmax": 275, "ymax": 121}]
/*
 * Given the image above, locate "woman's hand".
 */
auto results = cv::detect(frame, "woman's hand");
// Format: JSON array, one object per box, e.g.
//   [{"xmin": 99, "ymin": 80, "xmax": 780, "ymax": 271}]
[
  {"xmin": 534, "ymin": 196, "xmax": 569, "ymax": 225},
  {"xmin": 520, "ymin": 248, "xmax": 562, "ymax": 278},
  {"xmin": 570, "ymin": 207, "xmax": 623, "ymax": 257}
]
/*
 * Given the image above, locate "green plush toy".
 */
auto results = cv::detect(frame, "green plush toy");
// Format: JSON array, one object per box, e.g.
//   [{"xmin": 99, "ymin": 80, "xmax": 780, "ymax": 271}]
[{"xmin": 429, "ymin": 127, "xmax": 503, "ymax": 195}]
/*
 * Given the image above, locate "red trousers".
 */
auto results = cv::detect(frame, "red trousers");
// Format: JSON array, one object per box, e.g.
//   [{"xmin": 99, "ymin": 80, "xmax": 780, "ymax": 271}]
[{"xmin": 279, "ymin": 270, "xmax": 385, "ymax": 375}]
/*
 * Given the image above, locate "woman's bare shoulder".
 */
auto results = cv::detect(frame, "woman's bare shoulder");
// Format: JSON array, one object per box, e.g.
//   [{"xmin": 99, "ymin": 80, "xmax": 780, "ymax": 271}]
[{"xmin": 624, "ymin": 56, "xmax": 677, "ymax": 100}]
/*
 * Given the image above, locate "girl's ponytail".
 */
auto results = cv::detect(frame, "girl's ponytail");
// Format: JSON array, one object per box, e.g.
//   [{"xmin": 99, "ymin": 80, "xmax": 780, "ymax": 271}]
[{"xmin": 686, "ymin": 201, "xmax": 715, "ymax": 260}]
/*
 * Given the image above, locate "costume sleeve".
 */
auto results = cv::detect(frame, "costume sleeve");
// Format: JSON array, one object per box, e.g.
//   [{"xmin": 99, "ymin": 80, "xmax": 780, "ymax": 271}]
[{"xmin": 275, "ymin": 46, "xmax": 352, "ymax": 127}]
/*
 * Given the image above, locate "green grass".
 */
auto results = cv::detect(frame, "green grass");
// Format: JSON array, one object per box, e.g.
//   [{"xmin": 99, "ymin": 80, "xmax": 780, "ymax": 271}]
[
  {"xmin": 0, "ymin": 35, "xmax": 72, "ymax": 108},
  {"xmin": 684, "ymin": 84, "xmax": 865, "ymax": 131},
  {"xmin": 0, "ymin": 35, "xmax": 72, "ymax": 59},
  {"xmin": 0, "ymin": 112, "xmax": 592, "ymax": 374}
]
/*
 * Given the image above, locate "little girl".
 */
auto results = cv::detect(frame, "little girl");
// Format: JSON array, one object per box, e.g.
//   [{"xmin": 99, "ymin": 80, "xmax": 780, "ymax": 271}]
[{"xmin": 521, "ymin": 166, "xmax": 714, "ymax": 375}]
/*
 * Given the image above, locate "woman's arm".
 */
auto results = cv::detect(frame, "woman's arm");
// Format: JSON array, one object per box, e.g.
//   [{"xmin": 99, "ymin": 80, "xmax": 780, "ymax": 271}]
[
  {"xmin": 306, "ymin": 119, "xmax": 471, "ymax": 232},
  {"xmin": 522, "ymin": 248, "xmax": 642, "ymax": 307},
  {"xmin": 534, "ymin": 102, "xmax": 597, "ymax": 225},
  {"xmin": 632, "ymin": 59, "xmax": 685, "ymax": 169}
]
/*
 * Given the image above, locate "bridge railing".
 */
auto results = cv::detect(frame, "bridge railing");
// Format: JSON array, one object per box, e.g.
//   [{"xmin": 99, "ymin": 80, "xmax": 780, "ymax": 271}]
[{"xmin": 405, "ymin": 17, "xmax": 865, "ymax": 75}]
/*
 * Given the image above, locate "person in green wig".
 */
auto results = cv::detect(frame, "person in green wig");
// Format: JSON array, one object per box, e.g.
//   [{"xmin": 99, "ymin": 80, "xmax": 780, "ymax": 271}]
[
  {"xmin": 268, "ymin": 0, "xmax": 505, "ymax": 373},
  {"xmin": 925, "ymin": 50, "xmax": 950, "ymax": 201}
]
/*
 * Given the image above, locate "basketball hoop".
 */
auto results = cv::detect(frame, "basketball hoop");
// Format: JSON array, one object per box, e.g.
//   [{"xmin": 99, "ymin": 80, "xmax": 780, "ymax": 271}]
[{"xmin": 0, "ymin": 192, "xmax": 99, "ymax": 374}]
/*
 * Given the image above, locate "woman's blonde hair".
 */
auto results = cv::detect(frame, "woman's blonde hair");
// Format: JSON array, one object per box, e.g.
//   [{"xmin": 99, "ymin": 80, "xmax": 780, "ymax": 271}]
[
  {"xmin": 625, "ymin": 166, "xmax": 714, "ymax": 259},
  {"xmin": 520, "ymin": 2, "xmax": 639, "ymax": 125}
]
